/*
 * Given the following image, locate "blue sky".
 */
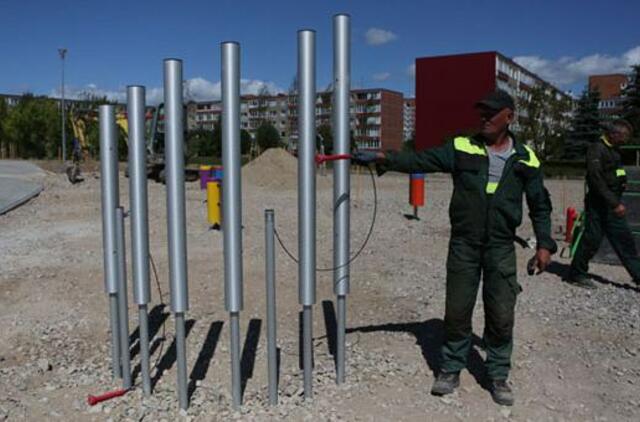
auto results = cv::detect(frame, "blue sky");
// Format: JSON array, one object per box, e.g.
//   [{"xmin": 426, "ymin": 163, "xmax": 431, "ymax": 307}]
[{"xmin": 1, "ymin": 0, "xmax": 639, "ymax": 103}]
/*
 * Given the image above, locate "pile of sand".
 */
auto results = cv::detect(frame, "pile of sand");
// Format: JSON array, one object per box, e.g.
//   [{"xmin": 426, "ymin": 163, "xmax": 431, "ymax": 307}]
[{"xmin": 242, "ymin": 148, "xmax": 298, "ymax": 190}]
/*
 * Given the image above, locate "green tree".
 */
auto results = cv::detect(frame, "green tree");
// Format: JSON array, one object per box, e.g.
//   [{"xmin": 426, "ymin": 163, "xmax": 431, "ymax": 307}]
[
  {"xmin": 187, "ymin": 128, "xmax": 214, "ymax": 157},
  {"xmin": 0, "ymin": 99, "xmax": 8, "ymax": 157},
  {"xmin": 517, "ymin": 85, "xmax": 572, "ymax": 160},
  {"xmin": 622, "ymin": 65, "xmax": 640, "ymax": 137},
  {"xmin": 564, "ymin": 88, "xmax": 601, "ymax": 160},
  {"xmin": 240, "ymin": 129, "xmax": 252, "ymax": 155},
  {"xmin": 403, "ymin": 135, "xmax": 416, "ymax": 152},
  {"xmin": 256, "ymin": 121, "xmax": 281, "ymax": 151},
  {"xmin": 3, "ymin": 94, "xmax": 65, "ymax": 159}
]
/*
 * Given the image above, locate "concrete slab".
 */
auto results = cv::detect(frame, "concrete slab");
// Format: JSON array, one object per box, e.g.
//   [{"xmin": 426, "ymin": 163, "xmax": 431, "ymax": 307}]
[{"xmin": 0, "ymin": 160, "xmax": 45, "ymax": 215}]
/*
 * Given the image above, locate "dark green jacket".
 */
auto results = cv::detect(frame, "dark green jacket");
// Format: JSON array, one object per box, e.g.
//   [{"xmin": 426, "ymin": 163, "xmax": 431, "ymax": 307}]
[
  {"xmin": 585, "ymin": 135, "xmax": 627, "ymax": 209},
  {"xmin": 381, "ymin": 135, "xmax": 557, "ymax": 253}
]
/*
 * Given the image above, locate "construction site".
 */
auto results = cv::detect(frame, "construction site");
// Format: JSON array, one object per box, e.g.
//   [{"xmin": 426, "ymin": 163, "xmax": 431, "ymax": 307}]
[{"xmin": 2, "ymin": 3, "xmax": 640, "ymax": 421}]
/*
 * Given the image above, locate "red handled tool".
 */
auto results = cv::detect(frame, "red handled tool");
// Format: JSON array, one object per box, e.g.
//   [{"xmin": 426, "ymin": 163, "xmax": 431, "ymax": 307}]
[
  {"xmin": 315, "ymin": 153, "xmax": 352, "ymax": 165},
  {"xmin": 87, "ymin": 388, "xmax": 129, "ymax": 406}
]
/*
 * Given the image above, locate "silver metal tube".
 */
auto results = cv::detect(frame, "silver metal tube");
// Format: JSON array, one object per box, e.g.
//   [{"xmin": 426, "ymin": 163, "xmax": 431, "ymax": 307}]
[
  {"xmin": 99, "ymin": 105, "xmax": 119, "ymax": 294},
  {"xmin": 127, "ymin": 86, "xmax": 151, "ymax": 306},
  {"xmin": 298, "ymin": 29, "xmax": 316, "ymax": 403},
  {"xmin": 109, "ymin": 293, "xmax": 121, "ymax": 379},
  {"xmin": 265, "ymin": 210, "xmax": 277, "ymax": 405},
  {"xmin": 298, "ymin": 29, "xmax": 316, "ymax": 306},
  {"xmin": 175, "ymin": 312, "xmax": 188, "ymax": 410},
  {"xmin": 303, "ymin": 305, "xmax": 313, "ymax": 400},
  {"xmin": 230, "ymin": 312, "xmax": 242, "ymax": 409},
  {"xmin": 138, "ymin": 305, "xmax": 151, "ymax": 396},
  {"xmin": 116, "ymin": 207, "xmax": 132, "ymax": 389},
  {"xmin": 163, "ymin": 59, "xmax": 189, "ymax": 314},
  {"xmin": 221, "ymin": 42, "xmax": 244, "ymax": 313},
  {"xmin": 333, "ymin": 14, "xmax": 351, "ymax": 385},
  {"xmin": 336, "ymin": 295, "xmax": 346, "ymax": 383},
  {"xmin": 333, "ymin": 14, "xmax": 351, "ymax": 297}
]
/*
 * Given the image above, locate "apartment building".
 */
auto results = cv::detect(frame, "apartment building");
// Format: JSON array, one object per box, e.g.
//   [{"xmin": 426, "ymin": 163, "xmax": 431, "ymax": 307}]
[
  {"xmin": 403, "ymin": 98, "xmax": 415, "ymax": 141},
  {"xmin": 589, "ymin": 73, "xmax": 628, "ymax": 117}
]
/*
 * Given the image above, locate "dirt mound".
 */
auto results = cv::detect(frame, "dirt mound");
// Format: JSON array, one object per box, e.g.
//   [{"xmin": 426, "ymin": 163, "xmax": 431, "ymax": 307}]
[{"xmin": 242, "ymin": 148, "xmax": 299, "ymax": 190}]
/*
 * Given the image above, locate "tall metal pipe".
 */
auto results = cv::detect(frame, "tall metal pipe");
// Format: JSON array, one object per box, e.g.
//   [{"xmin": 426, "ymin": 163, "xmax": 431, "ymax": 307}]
[
  {"xmin": 221, "ymin": 41, "xmax": 244, "ymax": 409},
  {"xmin": 99, "ymin": 104, "xmax": 121, "ymax": 378},
  {"xmin": 127, "ymin": 85, "xmax": 152, "ymax": 395},
  {"xmin": 116, "ymin": 206, "xmax": 132, "ymax": 389},
  {"xmin": 163, "ymin": 58, "xmax": 189, "ymax": 409},
  {"xmin": 298, "ymin": 29, "xmax": 316, "ymax": 400},
  {"xmin": 333, "ymin": 13, "xmax": 351, "ymax": 384},
  {"xmin": 265, "ymin": 210, "xmax": 278, "ymax": 405}
]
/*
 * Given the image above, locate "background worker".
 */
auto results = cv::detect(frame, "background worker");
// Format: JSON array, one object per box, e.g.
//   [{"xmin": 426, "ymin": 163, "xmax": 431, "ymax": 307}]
[
  {"xmin": 567, "ymin": 119, "xmax": 640, "ymax": 288},
  {"xmin": 353, "ymin": 90, "xmax": 557, "ymax": 406}
]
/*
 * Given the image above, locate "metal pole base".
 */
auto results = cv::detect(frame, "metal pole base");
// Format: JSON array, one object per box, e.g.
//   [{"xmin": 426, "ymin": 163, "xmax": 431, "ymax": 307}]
[
  {"xmin": 175, "ymin": 312, "xmax": 188, "ymax": 410},
  {"xmin": 303, "ymin": 305, "xmax": 313, "ymax": 400},
  {"xmin": 336, "ymin": 295, "xmax": 346, "ymax": 384},
  {"xmin": 230, "ymin": 312, "xmax": 242, "ymax": 409},
  {"xmin": 139, "ymin": 305, "xmax": 152, "ymax": 396},
  {"xmin": 109, "ymin": 293, "xmax": 121, "ymax": 380}
]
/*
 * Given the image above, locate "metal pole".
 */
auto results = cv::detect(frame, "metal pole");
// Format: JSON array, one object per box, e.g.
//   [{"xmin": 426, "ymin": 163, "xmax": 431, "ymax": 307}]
[
  {"xmin": 265, "ymin": 209, "xmax": 278, "ymax": 405},
  {"xmin": 99, "ymin": 104, "xmax": 121, "ymax": 378},
  {"xmin": 221, "ymin": 41, "xmax": 244, "ymax": 409},
  {"xmin": 127, "ymin": 85, "xmax": 152, "ymax": 395},
  {"xmin": 116, "ymin": 207, "xmax": 132, "ymax": 389},
  {"xmin": 164, "ymin": 58, "xmax": 189, "ymax": 410},
  {"xmin": 109, "ymin": 294, "xmax": 121, "ymax": 379},
  {"xmin": 333, "ymin": 13, "xmax": 351, "ymax": 385},
  {"xmin": 59, "ymin": 48, "xmax": 67, "ymax": 162},
  {"xmin": 298, "ymin": 29, "xmax": 316, "ymax": 401}
]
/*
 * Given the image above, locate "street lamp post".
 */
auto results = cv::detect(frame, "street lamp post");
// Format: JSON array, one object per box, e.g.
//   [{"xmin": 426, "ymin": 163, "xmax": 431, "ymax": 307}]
[{"xmin": 58, "ymin": 48, "xmax": 67, "ymax": 162}]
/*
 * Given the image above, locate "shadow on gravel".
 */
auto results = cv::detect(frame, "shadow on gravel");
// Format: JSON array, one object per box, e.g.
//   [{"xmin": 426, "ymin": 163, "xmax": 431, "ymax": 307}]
[
  {"xmin": 547, "ymin": 261, "xmax": 640, "ymax": 293},
  {"xmin": 321, "ymin": 300, "xmax": 338, "ymax": 369},
  {"xmin": 188, "ymin": 321, "xmax": 224, "ymax": 401},
  {"xmin": 241, "ymin": 319, "xmax": 262, "ymax": 398},
  {"xmin": 346, "ymin": 319, "xmax": 490, "ymax": 391},
  {"xmin": 130, "ymin": 304, "xmax": 170, "ymax": 360},
  {"xmin": 151, "ymin": 319, "xmax": 196, "ymax": 390}
]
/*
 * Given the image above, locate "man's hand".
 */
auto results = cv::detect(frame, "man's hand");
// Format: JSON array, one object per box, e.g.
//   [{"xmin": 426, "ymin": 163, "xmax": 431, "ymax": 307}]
[
  {"xmin": 613, "ymin": 203, "xmax": 626, "ymax": 218},
  {"xmin": 529, "ymin": 248, "xmax": 551, "ymax": 274},
  {"xmin": 352, "ymin": 150, "xmax": 385, "ymax": 166}
]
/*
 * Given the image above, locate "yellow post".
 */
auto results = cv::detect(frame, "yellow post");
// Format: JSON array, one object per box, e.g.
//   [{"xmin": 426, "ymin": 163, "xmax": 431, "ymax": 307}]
[{"xmin": 207, "ymin": 180, "xmax": 222, "ymax": 229}]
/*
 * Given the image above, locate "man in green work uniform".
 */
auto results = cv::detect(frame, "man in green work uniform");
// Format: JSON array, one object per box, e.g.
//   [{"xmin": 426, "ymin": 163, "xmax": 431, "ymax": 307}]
[
  {"xmin": 567, "ymin": 119, "xmax": 640, "ymax": 288},
  {"xmin": 353, "ymin": 90, "xmax": 556, "ymax": 406}
]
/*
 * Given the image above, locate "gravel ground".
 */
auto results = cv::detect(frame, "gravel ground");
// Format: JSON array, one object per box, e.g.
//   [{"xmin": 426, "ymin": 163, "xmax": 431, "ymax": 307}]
[{"xmin": 0, "ymin": 154, "xmax": 639, "ymax": 421}]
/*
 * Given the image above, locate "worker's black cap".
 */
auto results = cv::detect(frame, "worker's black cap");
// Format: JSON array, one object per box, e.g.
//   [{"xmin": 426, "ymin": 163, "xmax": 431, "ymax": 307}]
[{"xmin": 475, "ymin": 89, "xmax": 515, "ymax": 111}]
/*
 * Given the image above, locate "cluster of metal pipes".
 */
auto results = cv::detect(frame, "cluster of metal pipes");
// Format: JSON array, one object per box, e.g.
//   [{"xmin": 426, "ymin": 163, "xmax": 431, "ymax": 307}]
[{"xmin": 99, "ymin": 13, "xmax": 352, "ymax": 411}]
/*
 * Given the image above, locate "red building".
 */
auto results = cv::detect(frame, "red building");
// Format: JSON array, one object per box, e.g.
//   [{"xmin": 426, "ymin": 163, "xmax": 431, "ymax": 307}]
[
  {"xmin": 589, "ymin": 74, "xmax": 628, "ymax": 117},
  {"xmin": 415, "ymin": 51, "xmax": 568, "ymax": 151}
]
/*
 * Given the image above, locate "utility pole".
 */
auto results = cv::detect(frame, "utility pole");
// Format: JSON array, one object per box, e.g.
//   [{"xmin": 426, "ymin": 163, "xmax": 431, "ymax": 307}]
[{"xmin": 58, "ymin": 48, "xmax": 67, "ymax": 162}]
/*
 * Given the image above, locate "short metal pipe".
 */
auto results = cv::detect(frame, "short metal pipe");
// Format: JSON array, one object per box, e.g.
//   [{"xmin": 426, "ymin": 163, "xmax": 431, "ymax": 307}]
[
  {"xmin": 109, "ymin": 293, "xmax": 121, "ymax": 379},
  {"xmin": 116, "ymin": 207, "xmax": 132, "ymax": 389},
  {"xmin": 175, "ymin": 312, "xmax": 188, "ymax": 410},
  {"xmin": 99, "ymin": 104, "xmax": 119, "ymax": 295},
  {"xmin": 303, "ymin": 305, "xmax": 313, "ymax": 400},
  {"xmin": 230, "ymin": 312, "xmax": 242, "ymax": 409},
  {"xmin": 265, "ymin": 210, "xmax": 277, "ymax": 405}
]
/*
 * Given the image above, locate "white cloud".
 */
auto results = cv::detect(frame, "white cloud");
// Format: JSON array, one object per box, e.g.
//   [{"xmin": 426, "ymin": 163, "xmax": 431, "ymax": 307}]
[
  {"xmin": 407, "ymin": 63, "xmax": 416, "ymax": 78},
  {"xmin": 365, "ymin": 28, "xmax": 398, "ymax": 46},
  {"xmin": 50, "ymin": 77, "xmax": 284, "ymax": 105},
  {"xmin": 372, "ymin": 72, "xmax": 391, "ymax": 81},
  {"xmin": 513, "ymin": 45, "xmax": 640, "ymax": 88}
]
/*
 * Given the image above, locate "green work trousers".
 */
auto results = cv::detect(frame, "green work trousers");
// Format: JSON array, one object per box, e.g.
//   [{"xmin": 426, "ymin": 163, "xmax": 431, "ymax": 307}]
[
  {"xmin": 440, "ymin": 237, "xmax": 520, "ymax": 380},
  {"xmin": 570, "ymin": 196, "xmax": 640, "ymax": 280}
]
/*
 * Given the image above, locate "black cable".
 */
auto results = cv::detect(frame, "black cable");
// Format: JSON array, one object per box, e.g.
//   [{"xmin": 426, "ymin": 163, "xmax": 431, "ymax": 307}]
[
  {"xmin": 148, "ymin": 252, "xmax": 167, "ymax": 371},
  {"xmin": 273, "ymin": 164, "xmax": 378, "ymax": 273}
]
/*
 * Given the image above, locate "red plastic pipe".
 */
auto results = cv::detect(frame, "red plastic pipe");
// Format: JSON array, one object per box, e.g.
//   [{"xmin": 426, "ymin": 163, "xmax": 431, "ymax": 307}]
[
  {"xmin": 315, "ymin": 153, "xmax": 352, "ymax": 165},
  {"xmin": 87, "ymin": 388, "xmax": 129, "ymax": 406}
]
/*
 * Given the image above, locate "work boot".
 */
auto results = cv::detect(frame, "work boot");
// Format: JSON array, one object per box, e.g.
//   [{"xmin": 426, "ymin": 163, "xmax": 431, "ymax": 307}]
[
  {"xmin": 430, "ymin": 371, "xmax": 460, "ymax": 396},
  {"xmin": 490, "ymin": 379, "xmax": 514, "ymax": 406},
  {"xmin": 566, "ymin": 274, "xmax": 597, "ymax": 289}
]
